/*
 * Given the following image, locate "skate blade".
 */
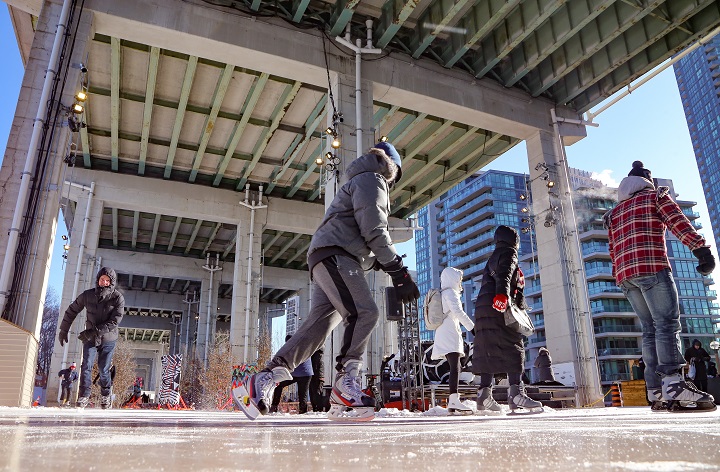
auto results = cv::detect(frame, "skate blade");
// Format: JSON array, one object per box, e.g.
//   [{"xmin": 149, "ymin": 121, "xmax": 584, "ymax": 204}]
[
  {"xmin": 327, "ymin": 405, "xmax": 375, "ymax": 422},
  {"xmin": 231, "ymin": 383, "xmax": 261, "ymax": 420},
  {"xmin": 508, "ymin": 407, "xmax": 544, "ymax": 415},
  {"xmin": 475, "ymin": 409, "xmax": 505, "ymax": 416},
  {"xmin": 448, "ymin": 409, "xmax": 474, "ymax": 416},
  {"xmin": 667, "ymin": 401, "xmax": 717, "ymax": 413}
]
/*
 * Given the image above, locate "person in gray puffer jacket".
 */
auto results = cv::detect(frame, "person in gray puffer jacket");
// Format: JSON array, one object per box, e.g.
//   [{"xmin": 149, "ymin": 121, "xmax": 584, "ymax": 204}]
[
  {"xmin": 58, "ymin": 267, "xmax": 125, "ymax": 409},
  {"xmin": 242, "ymin": 142, "xmax": 419, "ymax": 420}
]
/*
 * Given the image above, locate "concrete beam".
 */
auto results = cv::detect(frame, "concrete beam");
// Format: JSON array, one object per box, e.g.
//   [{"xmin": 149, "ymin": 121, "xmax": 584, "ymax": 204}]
[
  {"xmin": 87, "ymin": 0, "xmax": 574, "ymax": 139},
  {"xmin": 63, "ymin": 167, "xmax": 325, "ymax": 233}
]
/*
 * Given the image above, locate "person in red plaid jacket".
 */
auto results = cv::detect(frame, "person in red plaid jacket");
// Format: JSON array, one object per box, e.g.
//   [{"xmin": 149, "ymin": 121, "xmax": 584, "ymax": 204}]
[{"xmin": 603, "ymin": 161, "xmax": 716, "ymax": 412}]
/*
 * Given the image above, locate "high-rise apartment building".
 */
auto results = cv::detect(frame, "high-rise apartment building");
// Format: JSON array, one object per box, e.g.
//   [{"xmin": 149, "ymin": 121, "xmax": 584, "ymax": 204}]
[{"xmin": 674, "ymin": 37, "xmax": 720, "ymax": 253}]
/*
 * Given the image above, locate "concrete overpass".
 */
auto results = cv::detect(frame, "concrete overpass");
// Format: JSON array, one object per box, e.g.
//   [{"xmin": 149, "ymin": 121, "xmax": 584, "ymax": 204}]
[{"xmin": 1, "ymin": 0, "xmax": 718, "ymax": 406}]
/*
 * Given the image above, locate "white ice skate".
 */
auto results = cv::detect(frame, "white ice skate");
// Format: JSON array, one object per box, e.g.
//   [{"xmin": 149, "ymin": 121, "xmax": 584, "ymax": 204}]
[
  {"xmin": 508, "ymin": 384, "xmax": 543, "ymax": 414},
  {"xmin": 661, "ymin": 373, "xmax": 716, "ymax": 413},
  {"xmin": 232, "ymin": 367, "xmax": 292, "ymax": 420},
  {"xmin": 476, "ymin": 387, "xmax": 504, "ymax": 416},
  {"xmin": 328, "ymin": 361, "xmax": 376, "ymax": 422},
  {"xmin": 76, "ymin": 397, "xmax": 89, "ymax": 409},
  {"xmin": 446, "ymin": 393, "xmax": 473, "ymax": 416}
]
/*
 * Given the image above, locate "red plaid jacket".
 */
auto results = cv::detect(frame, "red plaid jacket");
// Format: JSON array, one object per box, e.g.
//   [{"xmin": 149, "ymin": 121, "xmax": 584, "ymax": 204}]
[{"xmin": 604, "ymin": 186, "xmax": 706, "ymax": 285}]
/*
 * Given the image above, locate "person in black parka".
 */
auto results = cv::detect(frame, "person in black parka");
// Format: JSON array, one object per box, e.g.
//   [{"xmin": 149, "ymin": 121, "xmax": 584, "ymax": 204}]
[
  {"xmin": 269, "ymin": 335, "xmax": 314, "ymax": 414},
  {"xmin": 473, "ymin": 225, "xmax": 542, "ymax": 413},
  {"xmin": 684, "ymin": 339, "xmax": 711, "ymax": 392},
  {"xmin": 58, "ymin": 267, "xmax": 125, "ymax": 409}
]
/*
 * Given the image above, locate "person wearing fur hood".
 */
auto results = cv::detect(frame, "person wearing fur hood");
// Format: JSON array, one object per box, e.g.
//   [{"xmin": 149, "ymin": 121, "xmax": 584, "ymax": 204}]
[
  {"xmin": 431, "ymin": 267, "xmax": 474, "ymax": 414},
  {"xmin": 603, "ymin": 161, "xmax": 716, "ymax": 410}
]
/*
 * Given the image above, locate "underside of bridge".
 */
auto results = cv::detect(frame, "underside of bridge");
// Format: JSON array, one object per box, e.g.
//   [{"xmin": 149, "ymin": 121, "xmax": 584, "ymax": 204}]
[{"xmin": 1, "ymin": 0, "xmax": 719, "ymax": 406}]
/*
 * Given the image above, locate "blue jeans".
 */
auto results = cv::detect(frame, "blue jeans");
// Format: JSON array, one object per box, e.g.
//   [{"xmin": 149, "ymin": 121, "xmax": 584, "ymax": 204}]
[
  {"xmin": 79, "ymin": 341, "xmax": 116, "ymax": 397},
  {"xmin": 620, "ymin": 269, "xmax": 683, "ymax": 390}
]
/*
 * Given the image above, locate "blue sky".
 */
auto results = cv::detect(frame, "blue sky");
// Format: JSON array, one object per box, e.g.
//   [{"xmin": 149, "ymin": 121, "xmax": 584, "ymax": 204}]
[{"xmin": 0, "ymin": 8, "xmax": 715, "ymax": 296}]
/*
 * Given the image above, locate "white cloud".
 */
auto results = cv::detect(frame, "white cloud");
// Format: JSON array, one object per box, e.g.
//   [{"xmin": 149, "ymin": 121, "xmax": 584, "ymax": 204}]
[{"xmin": 591, "ymin": 169, "xmax": 619, "ymax": 187}]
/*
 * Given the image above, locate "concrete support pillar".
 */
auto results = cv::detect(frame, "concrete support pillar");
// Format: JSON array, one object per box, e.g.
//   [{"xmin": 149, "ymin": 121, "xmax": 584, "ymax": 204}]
[
  {"xmin": 47, "ymin": 193, "xmax": 103, "ymax": 403},
  {"xmin": 230, "ymin": 205, "xmax": 265, "ymax": 363},
  {"xmin": 526, "ymin": 129, "xmax": 602, "ymax": 406},
  {"xmin": 325, "ymin": 72, "xmax": 375, "ymax": 203},
  {"xmin": 152, "ymin": 347, "xmax": 163, "ymax": 395}
]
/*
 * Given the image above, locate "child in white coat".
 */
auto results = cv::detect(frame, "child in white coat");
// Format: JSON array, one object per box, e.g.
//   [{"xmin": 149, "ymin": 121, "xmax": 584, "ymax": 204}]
[{"xmin": 430, "ymin": 267, "xmax": 475, "ymax": 414}]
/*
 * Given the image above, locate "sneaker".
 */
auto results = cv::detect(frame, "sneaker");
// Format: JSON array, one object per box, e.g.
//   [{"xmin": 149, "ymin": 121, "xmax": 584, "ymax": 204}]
[
  {"xmin": 248, "ymin": 367, "xmax": 292, "ymax": 415},
  {"xmin": 76, "ymin": 397, "xmax": 89, "ymax": 409},
  {"xmin": 661, "ymin": 372, "xmax": 714, "ymax": 403},
  {"xmin": 476, "ymin": 387, "xmax": 503, "ymax": 414},
  {"xmin": 508, "ymin": 384, "xmax": 543, "ymax": 411},
  {"xmin": 330, "ymin": 361, "xmax": 376, "ymax": 409},
  {"xmin": 100, "ymin": 395, "xmax": 112, "ymax": 410}
]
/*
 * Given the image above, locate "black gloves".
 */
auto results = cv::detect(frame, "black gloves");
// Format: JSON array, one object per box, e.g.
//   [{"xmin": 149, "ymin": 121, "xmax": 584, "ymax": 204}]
[
  {"xmin": 382, "ymin": 256, "xmax": 420, "ymax": 304},
  {"xmin": 693, "ymin": 247, "xmax": 716, "ymax": 276},
  {"xmin": 58, "ymin": 330, "xmax": 69, "ymax": 347},
  {"xmin": 78, "ymin": 328, "xmax": 99, "ymax": 345}
]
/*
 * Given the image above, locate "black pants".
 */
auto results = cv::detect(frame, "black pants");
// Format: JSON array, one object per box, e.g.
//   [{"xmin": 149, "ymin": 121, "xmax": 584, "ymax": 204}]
[
  {"xmin": 693, "ymin": 376, "xmax": 708, "ymax": 393},
  {"xmin": 446, "ymin": 352, "xmax": 461, "ymax": 394},
  {"xmin": 272, "ymin": 376, "xmax": 311, "ymax": 413},
  {"xmin": 60, "ymin": 385, "xmax": 72, "ymax": 402},
  {"xmin": 310, "ymin": 350, "xmax": 326, "ymax": 411}
]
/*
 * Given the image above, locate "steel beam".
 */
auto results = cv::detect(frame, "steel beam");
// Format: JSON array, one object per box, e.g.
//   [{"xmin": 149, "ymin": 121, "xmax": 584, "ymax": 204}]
[
  {"xmin": 189, "ymin": 64, "xmax": 234, "ymax": 183},
  {"xmin": 111, "ymin": 207, "xmax": 118, "ymax": 247},
  {"xmin": 128, "ymin": 274, "xmax": 134, "ymax": 289},
  {"xmin": 329, "ymin": 0, "xmax": 360, "ymax": 36},
  {"xmin": 292, "ymin": 0, "xmax": 311, "ymax": 22},
  {"xmin": 386, "ymin": 112, "xmax": 427, "ymax": 144},
  {"xmin": 131, "ymin": 211, "xmax": 140, "ymax": 249},
  {"xmin": 269, "ymin": 233, "xmax": 302, "ymax": 264},
  {"xmin": 469, "ymin": 0, "xmax": 566, "ymax": 79},
  {"xmin": 375, "ymin": 105, "xmax": 400, "ymax": 133},
  {"xmin": 110, "ymin": 37, "xmax": 121, "ymax": 172},
  {"xmin": 138, "ymin": 46, "xmax": 160, "ymax": 175},
  {"xmin": 499, "ymin": 0, "xmax": 615, "ymax": 87},
  {"xmin": 263, "ymin": 231, "xmax": 285, "ymax": 253},
  {"xmin": 376, "ymin": 0, "xmax": 422, "ymax": 49},
  {"xmin": 399, "ymin": 119, "xmax": 452, "ymax": 167},
  {"xmin": 235, "ymin": 80, "xmax": 302, "ymax": 189},
  {"xmin": 213, "ymin": 73, "xmax": 270, "ymax": 186},
  {"xmin": 440, "ymin": 0, "xmax": 520, "ymax": 68},
  {"xmin": 284, "ymin": 240, "xmax": 311, "ymax": 266},
  {"xmin": 149, "ymin": 214, "xmax": 161, "ymax": 250},
  {"xmin": 184, "ymin": 220, "xmax": 203, "ymax": 255},
  {"xmin": 202, "ymin": 222, "xmax": 222, "ymax": 255},
  {"xmin": 164, "ymin": 56, "xmax": 198, "ymax": 179},
  {"xmin": 182, "ymin": 280, "xmax": 191, "ymax": 293},
  {"xmin": 411, "ymin": 0, "xmax": 471, "ymax": 59},
  {"xmin": 167, "ymin": 217, "xmax": 182, "ymax": 252}
]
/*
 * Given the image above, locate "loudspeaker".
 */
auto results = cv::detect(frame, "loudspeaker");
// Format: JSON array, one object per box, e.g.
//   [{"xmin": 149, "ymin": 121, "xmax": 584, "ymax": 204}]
[{"xmin": 386, "ymin": 287, "xmax": 403, "ymax": 321}]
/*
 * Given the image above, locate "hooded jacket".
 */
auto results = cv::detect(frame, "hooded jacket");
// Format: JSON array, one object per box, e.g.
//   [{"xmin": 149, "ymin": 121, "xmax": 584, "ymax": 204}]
[
  {"xmin": 430, "ymin": 267, "xmax": 474, "ymax": 360},
  {"xmin": 59, "ymin": 267, "xmax": 125, "ymax": 345},
  {"xmin": 307, "ymin": 149, "xmax": 399, "ymax": 271},
  {"xmin": 603, "ymin": 176, "xmax": 706, "ymax": 285},
  {"xmin": 534, "ymin": 348, "xmax": 555, "ymax": 382},
  {"xmin": 684, "ymin": 339, "xmax": 711, "ymax": 378}
]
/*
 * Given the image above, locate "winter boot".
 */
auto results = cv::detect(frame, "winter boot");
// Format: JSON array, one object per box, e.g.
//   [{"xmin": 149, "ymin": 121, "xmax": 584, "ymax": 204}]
[
  {"xmin": 476, "ymin": 387, "xmax": 503, "ymax": 415},
  {"xmin": 76, "ymin": 397, "xmax": 89, "ymax": 409},
  {"xmin": 246, "ymin": 367, "xmax": 293, "ymax": 416},
  {"xmin": 100, "ymin": 395, "xmax": 112, "ymax": 410},
  {"xmin": 508, "ymin": 384, "xmax": 543, "ymax": 413},
  {"xmin": 660, "ymin": 372, "xmax": 716, "ymax": 412},
  {"xmin": 647, "ymin": 388, "xmax": 667, "ymax": 411},
  {"xmin": 446, "ymin": 393, "xmax": 473, "ymax": 415},
  {"xmin": 328, "ymin": 361, "xmax": 376, "ymax": 422}
]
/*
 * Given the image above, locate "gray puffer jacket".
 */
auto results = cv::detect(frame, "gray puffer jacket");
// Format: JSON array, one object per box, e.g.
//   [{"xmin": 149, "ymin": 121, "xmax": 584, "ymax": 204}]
[
  {"xmin": 307, "ymin": 149, "xmax": 399, "ymax": 270},
  {"xmin": 60, "ymin": 267, "xmax": 125, "ymax": 345}
]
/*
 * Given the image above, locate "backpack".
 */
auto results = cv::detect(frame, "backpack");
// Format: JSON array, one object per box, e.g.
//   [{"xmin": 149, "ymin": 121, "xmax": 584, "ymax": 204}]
[{"xmin": 423, "ymin": 288, "xmax": 447, "ymax": 330}]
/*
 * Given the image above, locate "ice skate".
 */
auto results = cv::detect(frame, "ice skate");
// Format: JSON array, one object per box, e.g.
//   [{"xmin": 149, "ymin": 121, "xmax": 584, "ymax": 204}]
[
  {"xmin": 476, "ymin": 387, "xmax": 504, "ymax": 416},
  {"xmin": 508, "ymin": 384, "xmax": 543, "ymax": 414},
  {"xmin": 647, "ymin": 388, "xmax": 667, "ymax": 412},
  {"xmin": 76, "ymin": 397, "xmax": 89, "ymax": 409},
  {"xmin": 100, "ymin": 395, "xmax": 112, "ymax": 410},
  {"xmin": 446, "ymin": 393, "xmax": 473, "ymax": 416},
  {"xmin": 661, "ymin": 373, "xmax": 716, "ymax": 412},
  {"xmin": 232, "ymin": 366, "xmax": 292, "ymax": 420},
  {"xmin": 328, "ymin": 361, "xmax": 376, "ymax": 422}
]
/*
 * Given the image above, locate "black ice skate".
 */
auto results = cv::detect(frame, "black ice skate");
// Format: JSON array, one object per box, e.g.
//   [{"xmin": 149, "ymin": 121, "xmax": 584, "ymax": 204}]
[
  {"xmin": 661, "ymin": 373, "xmax": 716, "ymax": 413},
  {"xmin": 476, "ymin": 387, "xmax": 504, "ymax": 416},
  {"xmin": 100, "ymin": 395, "xmax": 112, "ymax": 410},
  {"xmin": 328, "ymin": 361, "xmax": 376, "ymax": 422},
  {"xmin": 76, "ymin": 397, "xmax": 89, "ymax": 409},
  {"xmin": 507, "ymin": 384, "xmax": 543, "ymax": 414}
]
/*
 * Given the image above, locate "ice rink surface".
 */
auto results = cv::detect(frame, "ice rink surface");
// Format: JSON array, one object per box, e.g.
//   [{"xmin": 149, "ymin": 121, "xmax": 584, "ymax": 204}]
[{"xmin": 1, "ymin": 406, "xmax": 718, "ymax": 471}]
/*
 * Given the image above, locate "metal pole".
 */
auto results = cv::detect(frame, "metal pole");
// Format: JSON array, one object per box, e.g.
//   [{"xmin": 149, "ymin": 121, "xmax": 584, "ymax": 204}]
[
  {"xmin": 0, "ymin": 0, "xmax": 74, "ymax": 315},
  {"xmin": 202, "ymin": 254, "xmax": 221, "ymax": 365},
  {"xmin": 355, "ymin": 38, "xmax": 363, "ymax": 157}
]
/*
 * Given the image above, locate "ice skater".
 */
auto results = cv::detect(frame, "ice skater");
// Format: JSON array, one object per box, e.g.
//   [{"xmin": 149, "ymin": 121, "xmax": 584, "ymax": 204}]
[
  {"xmin": 604, "ymin": 161, "xmax": 715, "ymax": 412},
  {"xmin": 472, "ymin": 226, "xmax": 542, "ymax": 414},
  {"xmin": 430, "ymin": 267, "xmax": 474, "ymax": 415},
  {"xmin": 57, "ymin": 362, "xmax": 78, "ymax": 406},
  {"xmin": 58, "ymin": 267, "xmax": 125, "ymax": 409},
  {"xmin": 269, "ymin": 335, "xmax": 313, "ymax": 414},
  {"xmin": 234, "ymin": 142, "xmax": 419, "ymax": 421}
]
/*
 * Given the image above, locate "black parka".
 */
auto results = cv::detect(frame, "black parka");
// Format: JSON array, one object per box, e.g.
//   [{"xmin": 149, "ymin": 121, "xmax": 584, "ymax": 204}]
[
  {"xmin": 684, "ymin": 339, "xmax": 711, "ymax": 379},
  {"xmin": 472, "ymin": 226, "xmax": 526, "ymax": 374},
  {"xmin": 59, "ymin": 267, "xmax": 125, "ymax": 345}
]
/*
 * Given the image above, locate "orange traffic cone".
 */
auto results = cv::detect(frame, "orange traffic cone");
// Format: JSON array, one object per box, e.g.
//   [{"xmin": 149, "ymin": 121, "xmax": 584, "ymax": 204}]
[{"xmin": 32, "ymin": 396, "xmax": 40, "ymax": 407}]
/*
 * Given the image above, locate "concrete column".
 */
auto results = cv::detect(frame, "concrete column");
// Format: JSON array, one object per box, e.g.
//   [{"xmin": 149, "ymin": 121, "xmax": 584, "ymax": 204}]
[
  {"xmin": 152, "ymin": 347, "xmax": 163, "ymax": 395},
  {"xmin": 47, "ymin": 194, "xmax": 103, "ymax": 403},
  {"xmin": 526, "ymin": 129, "xmax": 601, "ymax": 405},
  {"xmin": 325, "ymin": 72, "xmax": 375, "ymax": 204}
]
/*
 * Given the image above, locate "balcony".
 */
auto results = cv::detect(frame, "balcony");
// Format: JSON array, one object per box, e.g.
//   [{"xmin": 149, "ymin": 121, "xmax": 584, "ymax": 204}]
[
  {"xmin": 585, "ymin": 267, "xmax": 614, "ymax": 280},
  {"xmin": 524, "ymin": 284, "xmax": 542, "ymax": 296},
  {"xmin": 600, "ymin": 373, "xmax": 632, "ymax": 382},
  {"xmin": 582, "ymin": 244, "xmax": 610, "ymax": 258},
  {"xmin": 527, "ymin": 334, "xmax": 547, "ymax": 346},
  {"xmin": 596, "ymin": 348, "xmax": 642, "ymax": 357},
  {"xmin": 447, "ymin": 183, "xmax": 492, "ymax": 209},
  {"xmin": 450, "ymin": 194, "xmax": 494, "ymax": 220},
  {"xmin": 594, "ymin": 325, "xmax": 641, "ymax": 335}
]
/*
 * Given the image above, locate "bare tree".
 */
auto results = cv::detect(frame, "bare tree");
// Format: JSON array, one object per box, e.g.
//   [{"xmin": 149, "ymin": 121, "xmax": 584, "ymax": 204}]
[
  {"xmin": 89, "ymin": 337, "xmax": 138, "ymax": 407},
  {"xmin": 198, "ymin": 331, "xmax": 237, "ymax": 410},
  {"xmin": 36, "ymin": 286, "xmax": 60, "ymax": 388},
  {"xmin": 257, "ymin": 328, "xmax": 272, "ymax": 368}
]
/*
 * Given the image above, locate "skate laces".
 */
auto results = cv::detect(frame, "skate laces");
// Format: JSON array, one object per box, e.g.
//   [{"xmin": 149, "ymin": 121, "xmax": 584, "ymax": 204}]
[{"xmin": 341, "ymin": 371, "xmax": 363, "ymax": 395}]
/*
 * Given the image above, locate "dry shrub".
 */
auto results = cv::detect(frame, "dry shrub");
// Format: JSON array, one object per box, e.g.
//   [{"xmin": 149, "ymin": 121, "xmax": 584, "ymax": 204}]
[
  {"xmin": 198, "ymin": 331, "xmax": 237, "ymax": 410},
  {"xmin": 257, "ymin": 328, "xmax": 272, "ymax": 369},
  {"xmin": 89, "ymin": 338, "xmax": 137, "ymax": 407}
]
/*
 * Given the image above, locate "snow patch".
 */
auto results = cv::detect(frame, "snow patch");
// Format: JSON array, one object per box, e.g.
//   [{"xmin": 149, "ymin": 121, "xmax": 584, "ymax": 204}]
[{"xmin": 608, "ymin": 462, "xmax": 717, "ymax": 471}]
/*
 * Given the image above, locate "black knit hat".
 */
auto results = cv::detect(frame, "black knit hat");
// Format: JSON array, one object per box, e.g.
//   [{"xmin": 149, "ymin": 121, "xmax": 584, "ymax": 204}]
[{"xmin": 628, "ymin": 160, "xmax": 652, "ymax": 181}]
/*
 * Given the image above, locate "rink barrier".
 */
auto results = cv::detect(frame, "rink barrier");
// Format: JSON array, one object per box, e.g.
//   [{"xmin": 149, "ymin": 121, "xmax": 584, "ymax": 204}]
[{"xmin": 610, "ymin": 382, "xmax": 623, "ymax": 407}]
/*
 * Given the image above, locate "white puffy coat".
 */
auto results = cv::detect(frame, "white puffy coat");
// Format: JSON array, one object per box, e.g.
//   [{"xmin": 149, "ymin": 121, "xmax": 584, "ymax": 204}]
[{"xmin": 431, "ymin": 267, "xmax": 474, "ymax": 360}]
